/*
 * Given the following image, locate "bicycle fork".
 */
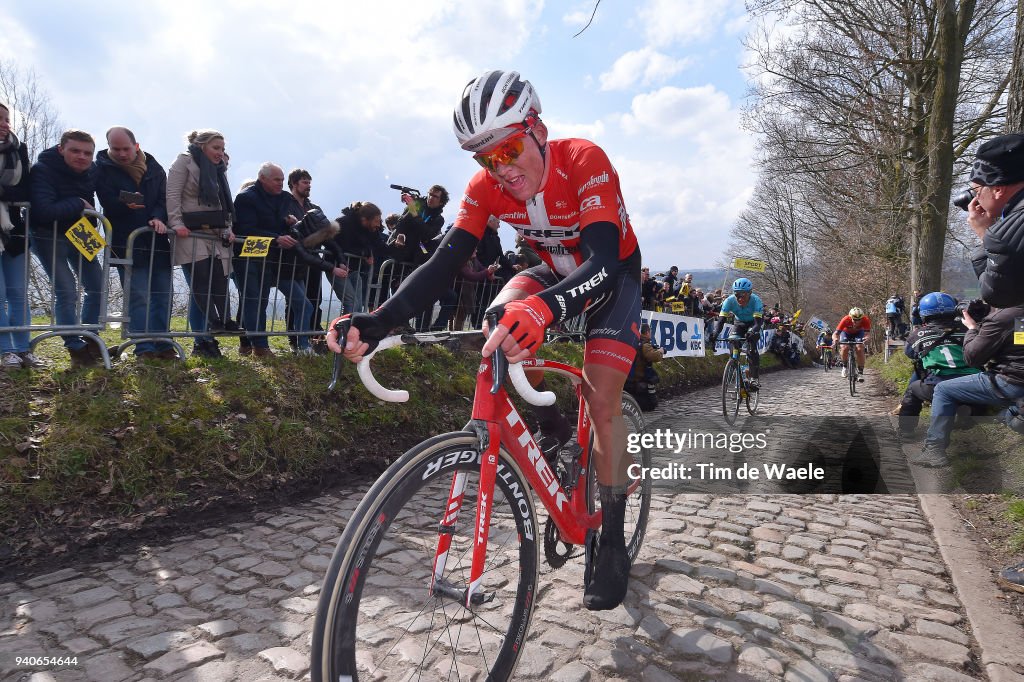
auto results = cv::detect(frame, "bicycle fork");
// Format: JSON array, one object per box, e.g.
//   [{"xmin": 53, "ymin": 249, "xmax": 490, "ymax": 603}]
[{"xmin": 429, "ymin": 418, "xmax": 502, "ymax": 609}]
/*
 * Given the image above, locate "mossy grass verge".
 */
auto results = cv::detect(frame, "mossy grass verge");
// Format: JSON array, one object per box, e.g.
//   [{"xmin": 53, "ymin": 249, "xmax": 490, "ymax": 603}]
[{"xmin": 1, "ymin": 326, "xmax": 787, "ymax": 569}]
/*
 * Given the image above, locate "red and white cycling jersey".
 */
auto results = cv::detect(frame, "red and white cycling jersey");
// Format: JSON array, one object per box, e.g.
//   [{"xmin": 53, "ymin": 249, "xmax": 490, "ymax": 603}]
[{"xmin": 454, "ymin": 138, "xmax": 639, "ymax": 278}]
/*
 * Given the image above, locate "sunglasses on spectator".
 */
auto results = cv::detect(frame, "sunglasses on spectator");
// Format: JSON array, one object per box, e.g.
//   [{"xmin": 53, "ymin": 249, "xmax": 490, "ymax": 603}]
[{"xmin": 473, "ymin": 131, "xmax": 529, "ymax": 172}]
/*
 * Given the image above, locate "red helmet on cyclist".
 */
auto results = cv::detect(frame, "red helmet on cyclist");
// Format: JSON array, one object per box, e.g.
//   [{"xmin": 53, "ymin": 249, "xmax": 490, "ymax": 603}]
[{"xmin": 453, "ymin": 70, "xmax": 542, "ymax": 152}]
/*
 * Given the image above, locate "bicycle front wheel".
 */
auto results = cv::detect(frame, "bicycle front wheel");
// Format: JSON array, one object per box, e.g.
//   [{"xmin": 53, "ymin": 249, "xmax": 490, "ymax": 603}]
[
  {"xmin": 848, "ymin": 353, "xmax": 857, "ymax": 396},
  {"xmin": 823, "ymin": 351, "xmax": 831, "ymax": 371},
  {"xmin": 311, "ymin": 432, "xmax": 539, "ymax": 682},
  {"xmin": 722, "ymin": 359, "xmax": 740, "ymax": 425},
  {"xmin": 746, "ymin": 381, "xmax": 759, "ymax": 414}
]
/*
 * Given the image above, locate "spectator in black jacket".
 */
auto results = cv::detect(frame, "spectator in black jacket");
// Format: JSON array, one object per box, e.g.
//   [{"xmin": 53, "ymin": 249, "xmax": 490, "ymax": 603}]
[
  {"xmin": 331, "ymin": 201, "xmax": 385, "ymax": 314},
  {"xmin": 29, "ymin": 129, "xmax": 103, "ymax": 367},
  {"xmin": 96, "ymin": 127, "xmax": 175, "ymax": 360},
  {"xmin": 0, "ymin": 100, "xmax": 44, "ymax": 370},
  {"xmin": 233, "ymin": 162, "xmax": 315, "ymax": 356},
  {"xmin": 283, "ymin": 168, "xmax": 340, "ymax": 352},
  {"xmin": 965, "ymin": 133, "xmax": 1024, "ymax": 307},
  {"xmin": 640, "ymin": 267, "xmax": 659, "ymax": 311}
]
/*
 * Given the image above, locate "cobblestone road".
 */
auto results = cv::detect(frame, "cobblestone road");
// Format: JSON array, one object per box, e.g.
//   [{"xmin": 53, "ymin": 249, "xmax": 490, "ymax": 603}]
[{"xmin": 1, "ymin": 365, "xmax": 1019, "ymax": 681}]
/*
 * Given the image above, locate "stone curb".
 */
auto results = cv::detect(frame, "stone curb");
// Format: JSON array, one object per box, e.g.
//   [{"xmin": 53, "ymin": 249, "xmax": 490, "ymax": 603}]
[{"xmin": 918, "ymin": 494, "xmax": 1024, "ymax": 681}]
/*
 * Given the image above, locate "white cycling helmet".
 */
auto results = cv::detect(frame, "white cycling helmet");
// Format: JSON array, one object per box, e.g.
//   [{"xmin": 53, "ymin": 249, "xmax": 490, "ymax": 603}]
[{"xmin": 453, "ymin": 70, "xmax": 542, "ymax": 152}]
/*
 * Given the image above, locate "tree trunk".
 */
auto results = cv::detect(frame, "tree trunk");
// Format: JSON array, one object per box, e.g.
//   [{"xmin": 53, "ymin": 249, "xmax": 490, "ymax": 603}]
[
  {"xmin": 917, "ymin": 0, "xmax": 975, "ymax": 293},
  {"xmin": 1008, "ymin": 0, "xmax": 1024, "ymax": 131}
]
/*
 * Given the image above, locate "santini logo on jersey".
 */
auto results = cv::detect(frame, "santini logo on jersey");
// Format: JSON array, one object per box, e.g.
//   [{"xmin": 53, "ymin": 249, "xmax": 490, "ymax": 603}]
[
  {"xmin": 577, "ymin": 171, "xmax": 609, "ymax": 196},
  {"xmin": 462, "ymin": 195, "xmax": 479, "ymax": 207},
  {"xmin": 500, "ymin": 211, "xmax": 528, "ymax": 221},
  {"xmin": 567, "ymin": 267, "xmax": 608, "ymax": 298}
]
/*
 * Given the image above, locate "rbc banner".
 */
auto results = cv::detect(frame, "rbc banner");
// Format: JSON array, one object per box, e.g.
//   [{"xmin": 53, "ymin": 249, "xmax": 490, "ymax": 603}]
[{"xmin": 641, "ymin": 311, "xmax": 705, "ymax": 357}]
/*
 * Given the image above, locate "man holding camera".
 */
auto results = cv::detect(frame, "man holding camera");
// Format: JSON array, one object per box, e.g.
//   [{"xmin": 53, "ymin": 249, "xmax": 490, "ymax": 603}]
[
  {"xmin": 95, "ymin": 127, "xmax": 175, "ymax": 360},
  {"xmin": 961, "ymin": 133, "xmax": 1024, "ymax": 306},
  {"xmin": 954, "ymin": 132, "xmax": 1024, "ymax": 591}
]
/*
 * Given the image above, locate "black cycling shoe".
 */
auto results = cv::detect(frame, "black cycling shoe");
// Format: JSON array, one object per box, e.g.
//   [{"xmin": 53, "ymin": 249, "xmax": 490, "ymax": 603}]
[
  {"xmin": 534, "ymin": 418, "xmax": 573, "ymax": 465},
  {"xmin": 583, "ymin": 487, "xmax": 629, "ymax": 611}
]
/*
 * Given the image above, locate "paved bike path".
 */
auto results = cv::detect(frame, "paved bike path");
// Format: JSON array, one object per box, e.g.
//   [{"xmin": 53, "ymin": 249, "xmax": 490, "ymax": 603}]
[{"xmin": 1, "ymin": 366, "xmax": 1021, "ymax": 680}]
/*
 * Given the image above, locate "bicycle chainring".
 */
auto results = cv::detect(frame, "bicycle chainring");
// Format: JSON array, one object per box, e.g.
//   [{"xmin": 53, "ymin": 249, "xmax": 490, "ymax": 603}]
[{"xmin": 544, "ymin": 516, "xmax": 582, "ymax": 568}]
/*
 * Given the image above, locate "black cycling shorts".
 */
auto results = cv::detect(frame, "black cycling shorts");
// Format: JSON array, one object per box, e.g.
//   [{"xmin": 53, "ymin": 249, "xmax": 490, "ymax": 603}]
[{"xmin": 504, "ymin": 259, "xmax": 641, "ymax": 374}]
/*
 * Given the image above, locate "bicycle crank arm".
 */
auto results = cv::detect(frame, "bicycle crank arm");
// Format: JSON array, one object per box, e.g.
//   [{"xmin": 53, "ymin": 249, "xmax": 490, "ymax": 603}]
[{"xmin": 432, "ymin": 578, "xmax": 495, "ymax": 606}]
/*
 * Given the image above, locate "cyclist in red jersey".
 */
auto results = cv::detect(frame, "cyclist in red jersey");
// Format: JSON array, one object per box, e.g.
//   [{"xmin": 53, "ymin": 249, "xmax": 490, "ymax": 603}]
[
  {"xmin": 327, "ymin": 70, "xmax": 642, "ymax": 611},
  {"xmin": 833, "ymin": 307, "xmax": 872, "ymax": 380}
]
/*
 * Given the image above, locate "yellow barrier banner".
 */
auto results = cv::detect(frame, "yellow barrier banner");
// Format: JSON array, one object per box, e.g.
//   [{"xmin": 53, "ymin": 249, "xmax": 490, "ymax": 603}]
[
  {"xmin": 65, "ymin": 217, "xmax": 106, "ymax": 262},
  {"xmin": 732, "ymin": 257, "xmax": 766, "ymax": 272},
  {"xmin": 239, "ymin": 236, "xmax": 273, "ymax": 257}
]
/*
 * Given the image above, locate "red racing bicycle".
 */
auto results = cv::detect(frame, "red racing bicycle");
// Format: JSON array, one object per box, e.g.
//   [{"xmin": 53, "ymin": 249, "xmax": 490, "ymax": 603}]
[{"xmin": 312, "ymin": 326, "xmax": 652, "ymax": 680}]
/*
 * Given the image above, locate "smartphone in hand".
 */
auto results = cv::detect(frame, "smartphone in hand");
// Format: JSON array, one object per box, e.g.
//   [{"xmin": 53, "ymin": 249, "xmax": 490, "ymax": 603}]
[{"xmin": 119, "ymin": 190, "xmax": 145, "ymax": 205}]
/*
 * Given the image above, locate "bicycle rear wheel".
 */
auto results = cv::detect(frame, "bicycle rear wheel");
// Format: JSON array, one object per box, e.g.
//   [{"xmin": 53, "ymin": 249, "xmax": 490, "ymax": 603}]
[
  {"xmin": 311, "ymin": 433, "xmax": 539, "ymax": 682},
  {"xmin": 586, "ymin": 392, "xmax": 652, "ymax": 563},
  {"xmin": 722, "ymin": 359, "xmax": 740, "ymax": 425}
]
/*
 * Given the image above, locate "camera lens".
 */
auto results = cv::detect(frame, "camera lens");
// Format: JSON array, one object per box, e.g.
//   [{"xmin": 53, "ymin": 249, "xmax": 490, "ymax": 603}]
[{"xmin": 952, "ymin": 187, "xmax": 975, "ymax": 211}]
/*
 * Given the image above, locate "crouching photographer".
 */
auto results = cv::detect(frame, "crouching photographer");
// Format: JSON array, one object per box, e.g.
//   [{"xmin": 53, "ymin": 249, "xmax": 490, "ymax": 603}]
[{"xmin": 625, "ymin": 323, "xmax": 664, "ymax": 411}]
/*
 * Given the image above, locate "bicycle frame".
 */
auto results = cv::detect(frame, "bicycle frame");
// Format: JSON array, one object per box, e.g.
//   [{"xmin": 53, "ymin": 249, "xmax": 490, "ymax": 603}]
[{"xmin": 432, "ymin": 355, "xmax": 601, "ymax": 607}]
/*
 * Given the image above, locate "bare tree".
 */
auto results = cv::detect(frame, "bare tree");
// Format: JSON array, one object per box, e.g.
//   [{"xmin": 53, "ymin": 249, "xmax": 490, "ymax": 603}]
[
  {"xmin": 743, "ymin": 0, "xmax": 1012, "ymax": 301},
  {"xmin": 0, "ymin": 59, "xmax": 63, "ymax": 163}
]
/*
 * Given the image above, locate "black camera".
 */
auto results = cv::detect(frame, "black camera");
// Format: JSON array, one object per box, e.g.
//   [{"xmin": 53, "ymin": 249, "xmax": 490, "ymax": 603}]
[
  {"xmin": 952, "ymin": 187, "xmax": 975, "ymax": 211},
  {"xmin": 965, "ymin": 298, "xmax": 990, "ymax": 320}
]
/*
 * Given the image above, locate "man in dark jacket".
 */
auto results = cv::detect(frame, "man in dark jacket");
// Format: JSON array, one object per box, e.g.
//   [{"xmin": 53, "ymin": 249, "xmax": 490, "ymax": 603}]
[
  {"xmin": 965, "ymin": 133, "xmax": 1024, "ymax": 308},
  {"xmin": 29, "ymin": 129, "xmax": 103, "ymax": 367},
  {"xmin": 912, "ymin": 302, "xmax": 1024, "ymax": 467},
  {"xmin": 233, "ymin": 162, "xmax": 314, "ymax": 356},
  {"xmin": 95, "ymin": 127, "xmax": 175, "ymax": 360}
]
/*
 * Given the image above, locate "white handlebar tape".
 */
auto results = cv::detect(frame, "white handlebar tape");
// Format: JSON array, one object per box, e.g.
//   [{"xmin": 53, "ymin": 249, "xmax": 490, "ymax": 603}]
[
  {"xmin": 508, "ymin": 363, "xmax": 556, "ymax": 406},
  {"xmin": 357, "ymin": 335, "xmax": 556, "ymax": 406},
  {"xmin": 357, "ymin": 336, "xmax": 409, "ymax": 403}
]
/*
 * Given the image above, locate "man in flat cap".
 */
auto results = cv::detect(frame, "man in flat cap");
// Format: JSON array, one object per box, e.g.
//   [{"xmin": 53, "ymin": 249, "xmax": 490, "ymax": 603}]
[{"xmin": 966, "ymin": 132, "xmax": 1024, "ymax": 307}]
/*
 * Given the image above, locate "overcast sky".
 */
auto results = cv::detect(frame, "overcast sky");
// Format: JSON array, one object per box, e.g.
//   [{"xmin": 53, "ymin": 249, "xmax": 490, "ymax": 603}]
[{"xmin": 1, "ymin": 0, "xmax": 757, "ymax": 270}]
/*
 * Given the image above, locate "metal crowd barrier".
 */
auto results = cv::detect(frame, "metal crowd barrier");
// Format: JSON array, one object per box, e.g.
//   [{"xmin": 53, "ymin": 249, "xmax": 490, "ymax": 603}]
[
  {"xmin": 3, "ymin": 217, "xmax": 603, "ymax": 367},
  {"xmin": 9, "ymin": 207, "xmax": 116, "ymax": 368}
]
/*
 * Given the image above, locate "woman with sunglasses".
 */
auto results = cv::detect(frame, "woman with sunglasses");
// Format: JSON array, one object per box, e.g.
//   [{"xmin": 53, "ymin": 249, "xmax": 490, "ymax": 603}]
[{"xmin": 329, "ymin": 69, "xmax": 642, "ymax": 612}]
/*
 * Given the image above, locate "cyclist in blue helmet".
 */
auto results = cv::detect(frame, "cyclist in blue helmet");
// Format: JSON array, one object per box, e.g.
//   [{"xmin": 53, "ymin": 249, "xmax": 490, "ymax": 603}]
[{"xmin": 709, "ymin": 278, "xmax": 764, "ymax": 390}]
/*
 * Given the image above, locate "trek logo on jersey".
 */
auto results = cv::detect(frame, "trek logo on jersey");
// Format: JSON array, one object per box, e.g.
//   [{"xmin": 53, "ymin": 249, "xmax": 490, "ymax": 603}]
[
  {"xmin": 519, "ymin": 227, "xmax": 579, "ymax": 239},
  {"xmin": 577, "ymin": 171, "xmax": 609, "ymax": 196},
  {"xmin": 566, "ymin": 267, "xmax": 608, "ymax": 299},
  {"xmin": 580, "ymin": 195, "xmax": 603, "ymax": 212},
  {"xmin": 556, "ymin": 167, "xmax": 569, "ymax": 180}
]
